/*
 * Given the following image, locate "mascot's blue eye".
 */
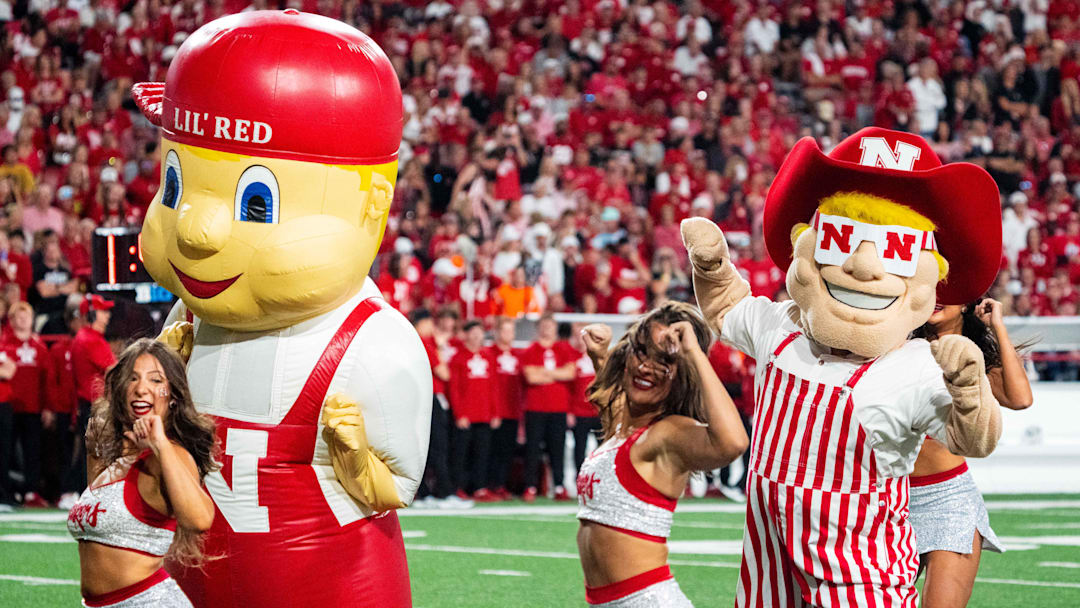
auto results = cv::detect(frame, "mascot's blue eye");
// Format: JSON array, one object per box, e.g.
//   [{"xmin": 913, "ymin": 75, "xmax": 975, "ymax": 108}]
[
  {"xmin": 234, "ymin": 165, "xmax": 279, "ymax": 224},
  {"xmin": 162, "ymin": 150, "xmax": 182, "ymax": 209}
]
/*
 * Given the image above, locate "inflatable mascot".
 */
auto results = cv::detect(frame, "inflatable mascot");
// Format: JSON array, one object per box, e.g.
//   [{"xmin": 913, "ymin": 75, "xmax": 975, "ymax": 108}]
[
  {"xmin": 681, "ymin": 127, "xmax": 1003, "ymax": 607},
  {"xmin": 134, "ymin": 10, "xmax": 431, "ymax": 607}
]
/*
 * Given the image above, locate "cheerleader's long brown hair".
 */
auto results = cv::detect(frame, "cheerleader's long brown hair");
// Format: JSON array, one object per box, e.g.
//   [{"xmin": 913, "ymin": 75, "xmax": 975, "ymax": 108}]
[
  {"xmin": 86, "ymin": 338, "xmax": 219, "ymax": 567},
  {"xmin": 588, "ymin": 302, "xmax": 713, "ymax": 441}
]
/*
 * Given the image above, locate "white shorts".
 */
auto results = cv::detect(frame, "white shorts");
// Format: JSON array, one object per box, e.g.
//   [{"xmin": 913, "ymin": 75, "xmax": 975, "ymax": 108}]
[
  {"xmin": 586, "ymin": 566, "xmax": 693, "ymax": 607},
  {"xmin": 910, "ymin": 464, "xmax": 1003, "ymax": 555},
  {"xmin": 82, "ymin": 569, "xmax": 193, "ymax": 608}
]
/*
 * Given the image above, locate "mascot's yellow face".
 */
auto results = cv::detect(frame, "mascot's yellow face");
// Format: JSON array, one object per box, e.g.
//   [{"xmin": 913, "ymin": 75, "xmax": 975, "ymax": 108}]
[
  {"xmin": 141, "ymin": 139, "xmax": 396, "ymax": 331},
  {"xmin": 786, "ymin": 193, "xmax": 946, "ymax": 358}
]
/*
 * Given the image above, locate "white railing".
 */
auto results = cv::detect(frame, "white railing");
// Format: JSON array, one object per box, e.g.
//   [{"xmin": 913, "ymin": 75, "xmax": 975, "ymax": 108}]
[{"xmin": 510, "ymin": 314, "xmax": 1080, "ymax": 353}]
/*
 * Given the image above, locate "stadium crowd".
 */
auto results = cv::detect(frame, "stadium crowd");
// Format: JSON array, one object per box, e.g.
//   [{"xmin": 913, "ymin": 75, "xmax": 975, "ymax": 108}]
[{"xmin": 1, "ymin": 0, "xmax": 1080, "ymax": 507}]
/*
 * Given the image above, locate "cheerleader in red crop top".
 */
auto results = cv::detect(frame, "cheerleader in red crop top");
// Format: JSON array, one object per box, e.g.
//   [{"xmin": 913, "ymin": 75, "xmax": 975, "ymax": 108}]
[
  {"xmin": 68, "ymin": 339, "xmax": 216, "ymax": 607},
  {"xmin": 576, "ymin": 303, "xmax": 749, "ymax": 607}
]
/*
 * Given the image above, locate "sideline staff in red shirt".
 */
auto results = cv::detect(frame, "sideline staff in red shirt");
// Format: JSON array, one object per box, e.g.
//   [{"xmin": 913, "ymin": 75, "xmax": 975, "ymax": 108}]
[
  {"xmin": 3, "ymin": 301, "xmax": 52, "ymax": 506},
  {"xmin": 69, "ymin": 294, "xmax": 115, "ymax": 492},
  {"xmin": 448, "ymin": 320, "xmax": 495, "ymax": 497},
  {"xmin": 485, "ymin": 316, "xmax": 522, "ymax": 500},
  {"xmin": 521, "ymin": 313, "xmax": 577, "ymax": 501},
  {"xmin": 0, "ymin": 323, "xmax": 16, "ymax": 506}
]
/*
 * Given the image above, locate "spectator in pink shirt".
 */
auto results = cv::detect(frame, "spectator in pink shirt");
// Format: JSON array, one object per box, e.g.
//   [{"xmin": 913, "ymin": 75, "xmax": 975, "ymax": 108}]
[{"xmin": 20, "ymin": 183, "xmax": 64, "ymax": 238}]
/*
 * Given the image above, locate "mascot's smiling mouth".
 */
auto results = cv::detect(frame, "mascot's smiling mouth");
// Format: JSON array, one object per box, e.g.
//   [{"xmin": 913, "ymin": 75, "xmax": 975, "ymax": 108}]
[
  {"xmin": 171, "ymin": 262, "xmax": 241, "ymax": 299},
  {"xmin": 824, "ymin": 281, "xmax": 898, "ymax": 310}
]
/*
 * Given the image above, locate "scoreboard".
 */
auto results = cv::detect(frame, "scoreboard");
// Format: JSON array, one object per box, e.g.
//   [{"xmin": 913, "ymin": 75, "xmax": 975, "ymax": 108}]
[{"xmin": 90, "ymin": 227, "xmax": 174, "ymax": 303}]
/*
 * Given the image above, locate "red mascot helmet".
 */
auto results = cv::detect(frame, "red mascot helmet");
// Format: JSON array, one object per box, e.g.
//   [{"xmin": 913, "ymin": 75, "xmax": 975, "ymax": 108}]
[{"xmin": 133, "ymin": 9, "xmax": 402, "ymax": 165}]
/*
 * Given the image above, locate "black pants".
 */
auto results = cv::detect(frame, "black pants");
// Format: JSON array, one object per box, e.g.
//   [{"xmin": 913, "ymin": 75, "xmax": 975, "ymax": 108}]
[
  {"xmin": 487, "ymin": 418, "xmax": 518, "ymax": 491},
  {"xmin": 572, "ymin": 416, "xmax": 603, "ymax": 477},
  {"xmin": 0, "ymin": 402, "xmax": 13, "ymax": 504},
  {"xmin": 13, "ymin": 412, "xmax": 42, "ymax": 496},
  {"xmin": 524, "ymin": 411, "xmax": 567, "ymax": 490},
  {"xmin": 416, "ymin": 397, "xmax": 451, "ymax": 501},
  {"xmin": 719, "ymin": 411, "xmax": 753, "ymax": 491},
  {"xmin": 451, "ymin": 422, "xmax": 491, "ymax": 494},
  {"xmin": 65, "ymin": 399, "xmax": 92, "ymax": 494},
  {"xmin": 418, "ymin": 396, "xmax": 453, "ymax": 499},
  {"xmin": 40, "ymin": 414, "xmax": 74, "ymax": 502}
]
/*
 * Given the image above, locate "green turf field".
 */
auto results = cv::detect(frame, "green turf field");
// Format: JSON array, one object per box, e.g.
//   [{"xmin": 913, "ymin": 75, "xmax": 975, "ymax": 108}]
[{"xmin": 2, "ymin": 496, "xmax": 1079, "ymax": 607}]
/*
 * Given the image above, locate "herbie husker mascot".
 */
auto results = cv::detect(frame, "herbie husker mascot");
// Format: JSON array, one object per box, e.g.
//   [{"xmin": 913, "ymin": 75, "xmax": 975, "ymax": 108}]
[
  {"xmin": 133, "ymin": 10, "xmax": 431, "ymax": 608},
  {"xmin": 681, "ymin": 127, "xmax": 1003, "ymax": 607}
]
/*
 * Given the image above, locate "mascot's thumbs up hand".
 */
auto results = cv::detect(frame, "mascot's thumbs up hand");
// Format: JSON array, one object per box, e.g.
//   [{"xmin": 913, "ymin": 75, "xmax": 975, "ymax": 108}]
[
  {"xmin": 157, "ymin": 321, "xmax": 194, "ymax": 363},
  {"xmin": 931, "ymin": 334, "xmax": 1002, "ymax": 459},
  {"xmin": 930, "ymin": 334, "xmax": 984, "ymax": 387},
  {"xmin": 680, "ymin": 218, "xmax": 751, "ymax": 335},
  {"xmin": 321, "ymin": 393, "xmax": 407, "ymax": 512},
  {"xmin": 681, "ymin": 217, "xmax": 732, "ymax": 274}
]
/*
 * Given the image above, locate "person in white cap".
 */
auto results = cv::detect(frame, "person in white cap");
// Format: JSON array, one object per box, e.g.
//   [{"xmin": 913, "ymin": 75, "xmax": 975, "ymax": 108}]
[{"xmin": 1001, "ymin": 191, "xmax": 1039, "ymax": 268}]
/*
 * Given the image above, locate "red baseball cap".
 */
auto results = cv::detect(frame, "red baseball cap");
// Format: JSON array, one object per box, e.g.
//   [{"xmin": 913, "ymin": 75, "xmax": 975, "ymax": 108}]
[
  {"xmin": 764, "ymin": 127, "xmax": 1002, "ymax": 305},
  {"xmin": 132, "ymin": 10, "xmax": 402, "ymax": 165},
  {"xmin": 80, "ymin": 294, "xmax": 116, "ymax": 316}
]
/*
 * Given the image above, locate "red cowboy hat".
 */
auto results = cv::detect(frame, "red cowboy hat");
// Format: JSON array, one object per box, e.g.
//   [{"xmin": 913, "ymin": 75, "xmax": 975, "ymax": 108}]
[{"xmin": 763, "ymin": 127, "xmax": 1002, "ymax": 305}]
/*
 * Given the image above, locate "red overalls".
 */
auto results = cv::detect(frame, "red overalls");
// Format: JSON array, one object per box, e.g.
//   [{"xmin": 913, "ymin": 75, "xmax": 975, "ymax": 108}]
[
  {"xmin": 735, "ymin": 331, "xmax": 918, "ymax": 608},
  {"xmin": 171, "ymin": 299, "xmax": 412, "ymax": 608}
]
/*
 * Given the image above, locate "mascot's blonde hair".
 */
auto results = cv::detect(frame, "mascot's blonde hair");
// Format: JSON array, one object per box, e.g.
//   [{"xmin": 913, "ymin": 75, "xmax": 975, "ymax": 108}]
[{"xmin": 792, "ymin": 192, "xmax": 950, "ymax": 280}]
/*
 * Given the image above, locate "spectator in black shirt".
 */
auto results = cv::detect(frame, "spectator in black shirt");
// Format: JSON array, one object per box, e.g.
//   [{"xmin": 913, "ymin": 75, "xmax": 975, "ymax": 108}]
[{"xmin": 29, "ymin": 239, "xmax": 76, "ymax": 333}]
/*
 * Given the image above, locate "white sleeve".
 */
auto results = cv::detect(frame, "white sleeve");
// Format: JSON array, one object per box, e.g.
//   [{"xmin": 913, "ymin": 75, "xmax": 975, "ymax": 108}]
[
  {"xmin": 162, "ymin": 299, "xmax": 188, "ymax": 326},
  {"xmin": 719, "ymin": 296, "xmax": 791, "ymax": 361},
  {"xmin": 339, "ymin": 308, "xmax": 433, "ymax": 505},
  {"xmin": 911, "ymin": 346, "xmax": 953, "ymax": 443}
]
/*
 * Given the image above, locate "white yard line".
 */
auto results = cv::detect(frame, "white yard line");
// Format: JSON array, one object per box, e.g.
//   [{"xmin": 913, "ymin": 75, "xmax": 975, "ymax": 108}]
[
  {"xmin": 404, "ymin": 543, "xmax": 741, "ymax": 569},
  {"xmin": 0, "ymin": 574, "xmax": 79, "ymax": 586},
  {"xmin": 975, "ymin": 577, "xmax": 1080, "ymax": 589},
  {"xmin": 0, "ymin": 512, "xmax": 69, "ymax": 523},
  {"xmin": 0, "ymin": 534, "xmax": 73, "ymax": 543},
  {"xmin": 1038, "ymin": 561, "xmax": 1080, "ymax": 569},
  {"xmin": 478, "ymin": 569, "xmax": 531, "ymax": 577},
  {"xmin": 983, "ymin": 500, "xmax": 1080, "ymax": 511}
]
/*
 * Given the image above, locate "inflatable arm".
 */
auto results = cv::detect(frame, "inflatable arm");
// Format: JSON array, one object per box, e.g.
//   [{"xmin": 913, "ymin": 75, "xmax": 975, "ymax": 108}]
[
  {"xmin": 680, "ymin": 218, "xmax": 753, "ymax": 335},
  {"xmin": 331, "ymin": 307, "xmax": 432, "ymax": 509}
]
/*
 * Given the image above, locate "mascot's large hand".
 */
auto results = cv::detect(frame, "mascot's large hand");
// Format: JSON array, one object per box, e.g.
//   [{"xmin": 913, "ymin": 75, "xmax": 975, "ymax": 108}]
[
  {"xmin": 321, "ymin": 394, "xmax": 407, "ymax": 512},
  {"xmin": 158, "ymin": 321, "xmax": 194, "ymax": 363},
  {"xmin": 931, "ymin": 335, "xmax": 1002, "ymax": 458},
  {"xmin": 681, "ymin": 218, "xmax": 751, "ymax": 335}
]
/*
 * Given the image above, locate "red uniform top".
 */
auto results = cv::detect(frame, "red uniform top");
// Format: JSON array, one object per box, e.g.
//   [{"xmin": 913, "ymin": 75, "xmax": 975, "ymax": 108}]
[
  {"xmin": 0, "ymin": 252, "xmax": 33, "ymax": 300},
  {"xmin": 448, "ymin": 347, "xmax": 496, "ymax": 423},
  {"xmin": 421, "ymin": 335, "xmax": 445, "ymax": 396},
  {"xmin": 486, "ymin": 344, "xmax": 523, "ymax": 420},
  {"xmin": 570, "ymin": 348, "xmax": 598, "ymax": 418},
  {"xmin": 2, "ymin": 332, "xmax": 51, "ymax": 413},
  {"xmin": 737, "ymin": 257, "xmax": 785, "ymax": 299},
  {"xmin": 708, "ymin": 340, "xmax": 754, "ymax": 416},
  {"xmin": 71, "ymin": 326, "xmax": 115, "ymax": 403},
  {"xmin": 521, "ymin": 340, "xmax": 577, "ymax": 413},
  {"xmin": 609, "ymin": 255, "xmax": 647, "ymax": 307},
  {"xmin": 49, "ymin": 336, "xmax": 77, "ymax": 415}
]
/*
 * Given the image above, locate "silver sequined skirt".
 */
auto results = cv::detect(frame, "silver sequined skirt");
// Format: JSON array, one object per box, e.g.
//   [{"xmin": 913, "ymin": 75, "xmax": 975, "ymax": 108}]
[
  {"xmin": 81, "ymin": 576, "xmax": 193, "ymax": 607},
  {"xmin": 909, "ymin": 469, "xmax": 1003, "ymax": 555},
  {"xmin": 588, "ymin": 578, "xmax": 694, "ymax": 607}
]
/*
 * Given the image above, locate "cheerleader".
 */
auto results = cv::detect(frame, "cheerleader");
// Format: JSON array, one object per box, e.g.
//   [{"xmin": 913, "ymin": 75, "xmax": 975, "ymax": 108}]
[
  {"xmin": 67, "ymin": 339, "xmax": 216, "ymax": 607},
  {"xmin": 910, "ymin": 298, "xmax": 1032, "ymax": 607},
  {"xmin": 576, "ymin": 302, "xmax": 748, "ymax": 606}
]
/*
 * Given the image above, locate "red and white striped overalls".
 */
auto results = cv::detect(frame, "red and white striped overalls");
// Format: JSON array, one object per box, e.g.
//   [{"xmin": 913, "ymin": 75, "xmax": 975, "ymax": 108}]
[{"xmin": 735, "ymin": 331, "xmax": 918, "ymax": 608}]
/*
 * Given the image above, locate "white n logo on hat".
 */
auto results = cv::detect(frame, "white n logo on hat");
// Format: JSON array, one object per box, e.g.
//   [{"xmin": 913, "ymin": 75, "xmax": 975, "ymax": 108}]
[{"xmin": 858, "ymin": 137, "xmax": 921, "ymax": 171}]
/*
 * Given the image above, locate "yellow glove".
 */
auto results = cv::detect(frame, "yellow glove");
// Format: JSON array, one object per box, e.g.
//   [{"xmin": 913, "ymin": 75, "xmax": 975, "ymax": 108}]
[
  {"xmin": 157, "ymin": 321, "xmax": 194, "ymax": 363},
  {"xmin": 321, "ymin": 393, "xmax": 405, "ymax": 512}
]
